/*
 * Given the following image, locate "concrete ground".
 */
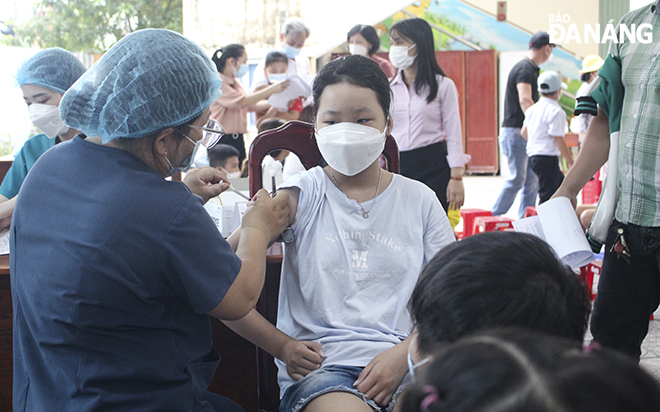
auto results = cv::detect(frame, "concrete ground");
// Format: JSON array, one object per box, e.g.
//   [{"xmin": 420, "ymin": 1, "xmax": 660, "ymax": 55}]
[{"xmin": 462, "ymin": 174, "xmax": 660, "ymax": 379}]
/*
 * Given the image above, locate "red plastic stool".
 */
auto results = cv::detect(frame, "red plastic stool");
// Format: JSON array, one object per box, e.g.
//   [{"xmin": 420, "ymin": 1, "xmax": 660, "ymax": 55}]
[
  {"xmin": 473, "ymin": 216, "xmax": 514, "ymax": 234},
  {"xmin": 579, "ymin": 259, "xmax": 602, "ymax": 300},
  {"xmin": 524, "ymin": 206, "xmax": 537, "ymax": 217},
  {"xmin": 460, "ymin": 209, "xmax": 492, "ymax": 238}
]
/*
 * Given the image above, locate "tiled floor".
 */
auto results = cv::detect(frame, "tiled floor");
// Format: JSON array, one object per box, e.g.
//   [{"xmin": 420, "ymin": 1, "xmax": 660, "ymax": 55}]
[{"xmin": 462, "ymin": 174, "xmax": 660, "ymax": 380}]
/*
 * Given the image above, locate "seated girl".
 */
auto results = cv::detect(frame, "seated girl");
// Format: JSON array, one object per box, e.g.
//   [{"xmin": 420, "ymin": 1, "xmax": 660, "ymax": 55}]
[{"xmin": 226, "ymin": 55, "xmax": 455, "ymax": 412}]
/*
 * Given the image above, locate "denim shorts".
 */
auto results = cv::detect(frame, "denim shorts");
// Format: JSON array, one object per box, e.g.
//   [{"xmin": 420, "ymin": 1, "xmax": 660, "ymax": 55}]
[{"xmin": 279, "ymin": 365, "xmax": 409, "ymax": 412}]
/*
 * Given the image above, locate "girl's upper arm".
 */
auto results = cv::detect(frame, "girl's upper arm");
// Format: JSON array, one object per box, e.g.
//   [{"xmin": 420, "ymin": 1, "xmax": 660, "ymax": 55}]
[{"xmin": 279, "ymin": 187, "xmax": 300, "ymax": 227}]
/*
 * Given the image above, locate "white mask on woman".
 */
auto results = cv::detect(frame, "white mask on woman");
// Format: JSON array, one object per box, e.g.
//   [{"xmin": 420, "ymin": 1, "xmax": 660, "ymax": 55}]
[
  {"xmin": 349, "ymin": 44, "xmax": 369, "ymax": 56},
  {"xmin": 389, "ymin": 44, "xmax": 417, "ymax": 69},
  {"xmin": 28, "ymin": 103, "xmax": 69, "ymax": 139},
  {"xmin": 315, "ymin": 122, "xmax": 385, "ymax": 176}
]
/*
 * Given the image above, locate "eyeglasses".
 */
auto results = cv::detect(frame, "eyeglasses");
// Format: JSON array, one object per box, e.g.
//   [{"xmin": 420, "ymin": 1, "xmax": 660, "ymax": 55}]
[{"xmin": 189, "ymin": 118, "xmax": 225, "ymax": 149}]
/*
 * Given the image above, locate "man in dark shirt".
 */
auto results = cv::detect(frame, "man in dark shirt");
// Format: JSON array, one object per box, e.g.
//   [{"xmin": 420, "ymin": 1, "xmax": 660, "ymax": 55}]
[{"xmin": 492, "ymin": 31, "xmax": 555, "ymax": 219}]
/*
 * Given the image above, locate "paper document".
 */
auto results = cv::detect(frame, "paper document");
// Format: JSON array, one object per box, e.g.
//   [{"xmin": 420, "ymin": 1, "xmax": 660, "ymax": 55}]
[
  {"xmin": 203, "ymin": 188, "xmax": 250, "ymax": 238},
  {"xmin": 0, "ymin": 230, "xmax": 8, "ymax": 255},
  {"xmin": 267, "ymin": 74, "xmax": 311, "ymax": 110},
  {"xmin": 512, "ymin": 197, "xmax": 593, "ymax": 269}
]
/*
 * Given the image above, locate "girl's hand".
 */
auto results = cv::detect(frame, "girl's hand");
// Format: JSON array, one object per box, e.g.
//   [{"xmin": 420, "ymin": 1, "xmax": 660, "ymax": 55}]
[
  {"xmin": 281, "ymin": 340, "xmax": 325, "ymax": 381},
  {"xmin": 354, "ymin": 344, "xmax": 408, "ymax": 407}
]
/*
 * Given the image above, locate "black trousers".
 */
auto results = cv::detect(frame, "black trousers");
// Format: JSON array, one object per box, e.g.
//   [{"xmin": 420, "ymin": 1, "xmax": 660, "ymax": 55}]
[
  {"xmin": 400, "ymin": 141, "xmax": 450, "ymax": 211},
  {"xmin": 528, "ymin": 155, "xmax": 564, "ymax": 204}
]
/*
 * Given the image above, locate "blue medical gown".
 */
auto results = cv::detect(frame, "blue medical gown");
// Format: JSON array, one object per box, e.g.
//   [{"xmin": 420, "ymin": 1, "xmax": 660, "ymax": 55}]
[
  {"xmin": 10, "ymin": 136, "xmax": 242, "ymax": 411},
  {"xmin": 0, "ymin": 133, "xmax": 55, "ymax": 199}
]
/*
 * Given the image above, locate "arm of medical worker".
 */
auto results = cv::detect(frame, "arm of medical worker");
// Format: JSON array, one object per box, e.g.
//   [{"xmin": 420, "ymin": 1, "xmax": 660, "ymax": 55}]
[
  {"xmin": 0, "ymin": 196, "xmax": 16, "ymax": 231},
  {"xmin": 183, "ymin": 167, "xmax": 230, "ymax": 204},
  {"xmin": 223, "ymin": 308, "xmax": 325, "ymax": 381},
  {"xmin": 354, "ymin": 336, "xmax": 411, "ymax": 407},
  {"xmin": 207, "ymin": 188, "xmax": 291, "ymax": 320},
  {"xmin": 552, "ymin": 105, "xmax": 610, "ymax": 208}
]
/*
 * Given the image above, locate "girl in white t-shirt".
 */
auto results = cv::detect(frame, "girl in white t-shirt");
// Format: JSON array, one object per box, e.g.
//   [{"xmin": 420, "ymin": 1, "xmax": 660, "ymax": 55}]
[{"xmin": 226, "ymin": 55, "xmax": 455, "ymax": 412}]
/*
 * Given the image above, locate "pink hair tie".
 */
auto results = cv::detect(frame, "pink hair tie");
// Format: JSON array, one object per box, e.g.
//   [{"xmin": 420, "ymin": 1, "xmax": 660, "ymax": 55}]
[
  {"xmin": 420, "ymin": 385, "xmax": 440, "ymax": 411},
  {"xmin": 583, "ymin": 341, "xmax": 602, "ymax": 353}
]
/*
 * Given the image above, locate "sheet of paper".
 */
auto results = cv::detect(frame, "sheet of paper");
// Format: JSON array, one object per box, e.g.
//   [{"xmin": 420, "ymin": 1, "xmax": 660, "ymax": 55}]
[
  {"xmin": 267, "ymin": 74, "xmax": 312, "ymax": 110},
  {"xmin": 536, "ymin": 197, "xmax": 594, "ymax": 269},
  {"xmin": 0, "ymin": 230, "xmax": 8, "ymax": 255},
  {"xmin": 512, "ymin": 215, "xmax": 547, "ymax": 242}
]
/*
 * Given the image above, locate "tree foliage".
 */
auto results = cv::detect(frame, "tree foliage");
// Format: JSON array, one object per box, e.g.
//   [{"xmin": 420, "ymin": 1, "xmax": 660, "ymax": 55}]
[{"xmin": 6, "ymin": 0, "xmax": 182, "ymax": 53}]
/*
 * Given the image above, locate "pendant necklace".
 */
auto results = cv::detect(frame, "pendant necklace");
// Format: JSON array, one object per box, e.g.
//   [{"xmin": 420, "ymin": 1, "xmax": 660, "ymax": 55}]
[{"xmin": 329, "ymin": 168, "xmax": 382, "ymax": 219}]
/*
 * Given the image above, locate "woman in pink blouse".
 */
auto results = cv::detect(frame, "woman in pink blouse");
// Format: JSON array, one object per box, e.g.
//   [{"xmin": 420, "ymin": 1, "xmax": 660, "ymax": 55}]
[
  {"xmin": 347, "ymin": 25, "xmax": 396, "ymax": 78},
  {"xmin": 388, "ymin": 18, "xmax": 470, "ymax": 211},
  {"xmin": 210, "ymin": 44, "xmax": 289, "ymax": 163}
]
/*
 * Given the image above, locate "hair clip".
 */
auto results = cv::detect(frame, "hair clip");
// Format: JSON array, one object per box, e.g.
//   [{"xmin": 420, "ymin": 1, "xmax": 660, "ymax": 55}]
[{"xmin": 420, "ymin": 385, "xmax": 440, "ymax": 411}]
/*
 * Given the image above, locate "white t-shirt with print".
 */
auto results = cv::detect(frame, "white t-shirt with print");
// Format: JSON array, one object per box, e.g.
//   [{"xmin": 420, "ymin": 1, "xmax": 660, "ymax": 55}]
[{"xmin": 275, "ymin": 166, "xmax": 455, "ymax": 395}]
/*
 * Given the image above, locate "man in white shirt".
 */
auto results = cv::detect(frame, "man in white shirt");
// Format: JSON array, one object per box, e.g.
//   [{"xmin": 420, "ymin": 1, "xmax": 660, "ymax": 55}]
[{"xmin": 522, "ymin": 71, "xmax": 573, "ymax": 204}]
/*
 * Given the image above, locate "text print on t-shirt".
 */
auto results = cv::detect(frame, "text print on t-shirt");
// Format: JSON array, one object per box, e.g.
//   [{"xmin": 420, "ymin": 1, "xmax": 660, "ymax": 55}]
[{"xmin": 325, "ymin": 228, "xmax": 402, "ymax": 280}]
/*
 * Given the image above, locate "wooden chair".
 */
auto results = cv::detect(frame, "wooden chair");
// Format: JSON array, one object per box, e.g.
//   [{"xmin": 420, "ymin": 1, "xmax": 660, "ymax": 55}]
[{"xmin": 247, "ymin": 120, "xmax": 399, "ymax": 411}]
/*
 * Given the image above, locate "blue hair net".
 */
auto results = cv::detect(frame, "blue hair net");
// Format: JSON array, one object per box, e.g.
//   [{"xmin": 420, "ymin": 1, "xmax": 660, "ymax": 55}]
[
  {"xmin": 59, "ymin": 29, "xmax": 223, "ymax": 143},
  {"xmin": 15, "ymin": 48, "xmax": 87, "ymax": 94}
]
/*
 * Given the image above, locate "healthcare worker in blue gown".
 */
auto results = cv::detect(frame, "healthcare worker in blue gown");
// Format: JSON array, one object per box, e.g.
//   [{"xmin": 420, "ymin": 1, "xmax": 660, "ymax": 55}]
[
  {"xmin": 11, "ymin": 29, "xmax": 290, "ymax": 412},
  {"xmin": 0, "ymin": 48, "xmax": 86, "ymax": 230}
]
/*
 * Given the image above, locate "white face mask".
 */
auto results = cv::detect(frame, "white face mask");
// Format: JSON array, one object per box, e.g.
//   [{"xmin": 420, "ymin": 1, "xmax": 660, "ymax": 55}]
[
  {"xmin": 226, "ymin": 171, "xmax": 241, "ymax": 179},
  {"xmin": 267, "ymin": 73, "xmax": 288, "ymax": 83},
  {"xmin": 389, "ymin": 45, "xmax": 417, "ymax": 69},
  {"xmin": 349, "ymin": 44, "xmax": 369, "ymax": 56},
  {"xmin": 545, "ymin": 51, "xmax": 554, "ymax": 65},
  {"xmin": 315, "ymin": 122, "xmax": 385, "ymax": 176},
  {"xmin": 28, "ymin": 103, "xmax": 69, "ymax": 139}
]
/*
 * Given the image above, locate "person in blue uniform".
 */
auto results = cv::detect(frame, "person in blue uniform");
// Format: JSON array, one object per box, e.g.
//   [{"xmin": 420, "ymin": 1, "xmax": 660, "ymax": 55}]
[
  {"xmin": 11, "ymin": 29, "xmax": 290, "ymax": 412},
  {"xmin": 0, "ymin": 48, "xmax": 87, "ymax": 229}
]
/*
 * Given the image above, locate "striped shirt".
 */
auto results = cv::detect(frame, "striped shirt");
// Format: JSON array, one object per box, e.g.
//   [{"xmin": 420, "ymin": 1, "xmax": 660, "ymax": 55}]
[{"xmin": 611, "ymin": 1, "xmax": 660, "ymax": 226}]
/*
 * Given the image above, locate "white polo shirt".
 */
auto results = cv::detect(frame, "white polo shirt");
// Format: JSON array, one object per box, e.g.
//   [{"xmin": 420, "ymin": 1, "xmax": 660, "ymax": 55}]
[{"xmin": 524, "ymin": 96, "xmax": 567, "ymax": 157}]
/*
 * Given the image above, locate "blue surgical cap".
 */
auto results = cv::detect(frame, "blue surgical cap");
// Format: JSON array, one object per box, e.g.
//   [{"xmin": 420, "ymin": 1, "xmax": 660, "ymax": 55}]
[
  {"xmin": 16, "ymin": 48, "xmax": 87, "ymax": 95},
  {"xmin": 59, "ymin": 29, "xmax": 223, "ymax": 143}
]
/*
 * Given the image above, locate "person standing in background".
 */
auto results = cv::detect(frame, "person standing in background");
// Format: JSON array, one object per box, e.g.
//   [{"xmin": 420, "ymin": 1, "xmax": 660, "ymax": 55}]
[
  {"xmin": 208, "ymin": 44, "xmax": 289, "ymax": 165},
  {"xmin": 0, "ymin": 48, "xmax": 87, "ymax": 230},
  {"xmin": 389, "ymin": 18, "xmax": 470, "ymax": 212},
  {"xmin": 575, "ymin": 55, "xmax": 605, "ymax": 143},
  {"xmin": 491, "ymin": 31, "xmax": 555, "ymax": 219},
  {"xmin": 347, "ymin": 24, "xmax": 395, "ymax": 78},
  {"xmin": 251, "ymin": 17, "xmax": 313, "ymax": 92}
]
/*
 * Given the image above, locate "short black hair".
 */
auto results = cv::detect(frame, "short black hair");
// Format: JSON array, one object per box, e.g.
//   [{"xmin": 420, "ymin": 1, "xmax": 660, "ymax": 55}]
[
  {"xmin": 346, "ymin": 24, "xmax": 380, "ymax": 56},
  {"xmin": 412, "ymin": 231, "xmax": 591, "ymax": 355},
  {"xmin": 211, "ymin": 44, "xmax": 245, "ymax": 73},
  {"xmin": 399, "ymin": 328, "xmax": 660, "ymax": 412},
  {"xmin": 265, "ymin": 50, "xmax": 288, "ymax": 68},
  {"xmin": 207, "ymin": 144, "xmax": 240, "ymax": 168},
  {"xmin": 312, "ymin": 55, "xmax": 391, "ymax": 121}
]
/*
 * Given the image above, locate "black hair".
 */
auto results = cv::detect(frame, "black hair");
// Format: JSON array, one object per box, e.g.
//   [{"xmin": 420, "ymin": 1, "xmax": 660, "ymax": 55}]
[
  {"xmin": 347, "ymin": 24, "xmax": 380, "ymax": 56},
  {"xmin": 412, "ymin": 231, "xmax": 591, "ymax": 355},
  {"xmin": 212, "ymin": 44, "xmax": 246, "ymax": 73},
  {"xmin": 399, "ymin": 329, "xmax": 660, "ymax": 412},
  {"xmin": 258, "ymin": 118, "xmax": 286, "ymax": 158},
  {"xmin": 390, "ymin": 18, "xmax": 446, "ymax": 103},
  {"xmin": 312, "ymin": 55, "xmax": 391, "ymax": 121},
  {"xmin": 207, "ymin": 143, "xmax": 240, "ymax": 169},
  {"xmin": 265, "ymin": 51, "xmax": 288, "ymax": 68},
  {"xmin": 581, "ymin": 72, "xmax": 592, "ymax": 82}
]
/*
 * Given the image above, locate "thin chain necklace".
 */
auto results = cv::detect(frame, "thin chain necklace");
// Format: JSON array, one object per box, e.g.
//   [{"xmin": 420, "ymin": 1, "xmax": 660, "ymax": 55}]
[{"xmin": 329, "ymin": 168, "xmax": 382, "ymax": 219}]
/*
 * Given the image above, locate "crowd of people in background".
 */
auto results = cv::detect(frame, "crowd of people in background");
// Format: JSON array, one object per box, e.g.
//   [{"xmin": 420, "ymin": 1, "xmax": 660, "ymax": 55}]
[{"xmin": 6, "ymin": 5, "xmax": 660, "ymax": 412}]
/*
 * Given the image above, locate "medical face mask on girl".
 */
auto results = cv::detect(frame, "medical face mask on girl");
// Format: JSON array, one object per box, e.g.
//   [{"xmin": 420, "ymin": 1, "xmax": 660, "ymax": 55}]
[
  {"xmin": 226, "ymin": 171, "xmax": 241, "ymax": 179},
  {"xmin": 28, "ymin": 103, "xmax": 69, "ymax": 139},
  {"xmin": 315, "ymin": 122, "xmax": 386, "ymax": 176},
  {"xmin": 235, "ymin": 63, "xmax": 249, "ymax": 78},
  {"xmin": 389, "ymin": 44, "xmax": 417, "ymax": 69},
  {"xmin": 349, "ymin": 44, "xmax": 369, "ymax": 56},
  {"xmin": 267, "ymin": 73, "xmax": 288, "ymax": 83}
]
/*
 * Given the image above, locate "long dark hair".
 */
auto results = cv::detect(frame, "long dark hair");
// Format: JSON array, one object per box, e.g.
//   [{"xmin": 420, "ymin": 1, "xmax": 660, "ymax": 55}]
[
  {"xmin": 211, "ymin": 44, "xmax": 245, "ymax": 73},
  {"xmin": 390, "ymin": 18, "xmax": 445, "ymax": 103},
  {"xmin": 312, "ymin": 55, "xmax": 391, "ymax": 121}
]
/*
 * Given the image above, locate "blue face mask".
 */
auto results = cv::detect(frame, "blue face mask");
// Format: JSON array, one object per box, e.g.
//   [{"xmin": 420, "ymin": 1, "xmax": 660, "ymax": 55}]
[
  {"xmin": 166, "ymin": 133, "xmax": 202, "ymax": 176},
  {"xmin": 235, "ymin": 63, "xmax": 249, "ymax": 78},
  {"xmin": 283, "ymin": 44, "xmax": 301, "ymax": 59},
  {"xmin": 268, "ymin": 73, "xmax": 287, "ymax": 83}
]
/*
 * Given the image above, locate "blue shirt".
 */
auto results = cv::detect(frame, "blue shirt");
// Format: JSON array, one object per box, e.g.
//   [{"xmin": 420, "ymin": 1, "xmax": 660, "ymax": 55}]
[
  {"xmin": 0, "ymin": 133, "xmax": 55, "ymax": 199},
  {"xmin": 11, "ymin": 136, "xmax": 242, "ymax": 411}
]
